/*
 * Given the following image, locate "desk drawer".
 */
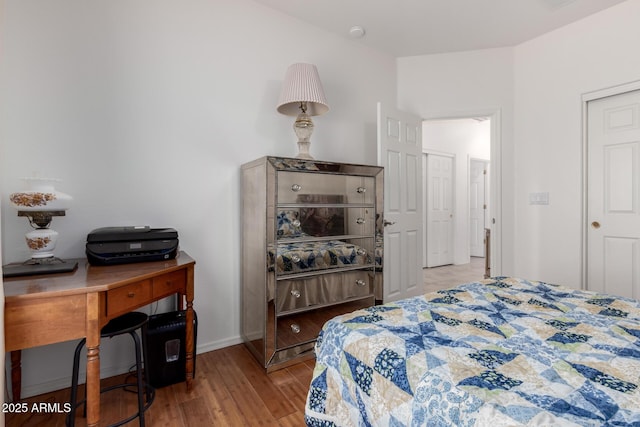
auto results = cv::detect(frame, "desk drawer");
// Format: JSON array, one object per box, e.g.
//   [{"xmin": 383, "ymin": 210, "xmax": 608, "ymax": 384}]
[
  {"xmin": 152, "ymin": 270, "xmax": 186, "ymax": 299},
  {"xmin": 107, "ymin": 280, "xmax": 152, "ymax": 318},
  {"xmin": 5, "ymin": 294, "xmax": 87, "ymax": 351}
]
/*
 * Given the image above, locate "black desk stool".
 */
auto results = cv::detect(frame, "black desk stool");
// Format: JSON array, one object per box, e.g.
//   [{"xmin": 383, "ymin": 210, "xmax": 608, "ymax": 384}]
[{"xmin": 67, "ymin": 312, "xmax": 156, "ymax": 427}]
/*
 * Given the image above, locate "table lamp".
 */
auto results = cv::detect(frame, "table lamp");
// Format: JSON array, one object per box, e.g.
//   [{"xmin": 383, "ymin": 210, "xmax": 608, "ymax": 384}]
[
  {"xmin": 3, "ymin": 178, "xmax": 78, "ymax": 277},
  {"xmin": 277, "ymin": 63, "xmax": 329, "ymax": 159}
]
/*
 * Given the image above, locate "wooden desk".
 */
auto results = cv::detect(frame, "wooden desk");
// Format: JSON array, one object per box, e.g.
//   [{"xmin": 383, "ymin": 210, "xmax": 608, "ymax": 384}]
[{"xmin": 4, "ymin": 251, "xmax": 195, "ymax": 427}]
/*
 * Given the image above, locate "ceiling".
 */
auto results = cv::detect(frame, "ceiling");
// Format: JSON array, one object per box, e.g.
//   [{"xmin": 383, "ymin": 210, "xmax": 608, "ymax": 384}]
[{"xmin": 252, "ymin": 0, "xmax": 628, "ymax": 57}]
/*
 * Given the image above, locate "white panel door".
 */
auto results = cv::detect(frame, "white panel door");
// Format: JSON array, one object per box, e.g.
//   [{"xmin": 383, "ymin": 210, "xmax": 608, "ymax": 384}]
[
  {"xmin": 587, "ymin": 89, "xmax": 640, "ymax": 299},
  {"xmin": 470, "ymin": 159, "xmax": 489, "ymax": 257},
  {"xmin": 377, "ymin": 103, "xmax": 423, "ymax": 302},
  {"xmin": 425, "ymin": 154, "xmax": 454, "ymax": 267}
]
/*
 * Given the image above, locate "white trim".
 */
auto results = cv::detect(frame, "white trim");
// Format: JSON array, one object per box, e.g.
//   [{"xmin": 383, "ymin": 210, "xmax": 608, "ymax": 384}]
[
  {"xmin": 422, "ymin": 148, "xmax": 456, "ymax": 158},
  {"xmin": 422, "ymin": 108, "xmax": 503, "ymax": 276},
  {"xmin": 581, "ymin": 79, "xmax": 640, "ymax": 290},
  {"xmin": 582, "ymin": 79, "xmax": 640, "ymax": 102}
]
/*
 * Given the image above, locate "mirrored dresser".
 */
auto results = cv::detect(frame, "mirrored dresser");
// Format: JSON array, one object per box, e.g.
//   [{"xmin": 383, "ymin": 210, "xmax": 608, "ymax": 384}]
[{"xmin": 241, "ymin": 156, "xmax": 384, "ymax": 370}]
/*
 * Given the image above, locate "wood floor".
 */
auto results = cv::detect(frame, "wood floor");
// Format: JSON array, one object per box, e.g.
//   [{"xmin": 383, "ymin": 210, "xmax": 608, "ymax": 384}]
[
  {"xmin": 423, "ymin": 256, "xmax": 486, "ymax": 293},
  {"xmin": 7, "ymin": 259, "xmax": 485, "ymax": 427},
  {"xmin": 7, "ymin": 344, "xmax": 315, "ymax": 426}
]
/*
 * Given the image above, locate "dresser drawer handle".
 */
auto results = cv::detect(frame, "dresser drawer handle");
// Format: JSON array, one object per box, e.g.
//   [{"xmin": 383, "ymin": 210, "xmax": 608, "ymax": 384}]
[
  {"xmin": 355, "ymin": 279, "xmax": 366, "ymax": 287},
  {"xmin": 356, "ymin": 187, "xmax": 367, "ymax": 194},
  {"xmin": 290, "ymin": 289, "xmax": 301, "ymax": 298},
  {"xmin": 290, "ymin": 323, "xmax": 301, "ymax": 334},
  {"xmin": 127, "ymin": 292, "xmax": 136, "ymax": 298},
  {"xmin": 291, "ymin": 184, "xmax": 302, "ymax": 192},
  {"xmin": 356, "ymin": 217, "xmax": 365, "ymax": 224}
]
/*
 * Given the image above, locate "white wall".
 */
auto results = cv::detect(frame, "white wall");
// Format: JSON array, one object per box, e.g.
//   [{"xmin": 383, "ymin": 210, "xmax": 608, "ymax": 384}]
[
  {"xmin": 423, "ymin": 119, "xmax": 490, "ymax": 265},
  {"xmin": 398, "ymin": 47, "xmax": 515, "ymax": 275},
  {"xmin": 513, "ymin": 0, "xmax": 640, "ymax": 288},
  {"xmin": 0, "ymin": 0, "xmax": 396, "ymax": 397}
]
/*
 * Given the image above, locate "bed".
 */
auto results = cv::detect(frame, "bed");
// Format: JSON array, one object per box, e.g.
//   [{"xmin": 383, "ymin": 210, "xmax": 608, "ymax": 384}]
[{"xmin": 304, "ymin": 277, "xmax": 640, "ymax": 426}]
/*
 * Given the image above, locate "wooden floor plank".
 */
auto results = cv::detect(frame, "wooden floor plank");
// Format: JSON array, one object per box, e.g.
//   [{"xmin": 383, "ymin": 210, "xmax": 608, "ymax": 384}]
[
  {"xmin": 146, "ymin": 386, "xmax": 184, "ymax": 427},
  {"xmin": 226, "ymin": 344, "xmax": 297, "ymax": 420},
  {"xmin": 179, "ymin": 395, "xmax": 215, "ymax": 426},
  {"xmin": 209, "ymin": 347, "xmax": 280, "ymax": 425},
  {"xmin": 268, "ymin": 369, "xmax": 309, "ymax": 415},
  {"xmin": 285, "ymin": 359, "xmax": 314, "ymax": 388},
  {"xmin": 278, "ymin": 411, "xmax": 307, "ymax": 427},
  {"xmin": 199, "ymin": 357, "xmax": 246, "ymax": 426}
]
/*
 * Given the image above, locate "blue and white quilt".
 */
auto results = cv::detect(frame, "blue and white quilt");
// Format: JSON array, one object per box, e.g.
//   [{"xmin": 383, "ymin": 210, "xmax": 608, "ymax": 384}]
[{"xmin": 305, "ymin": 277, "xmax": 640, "ymax": 426}]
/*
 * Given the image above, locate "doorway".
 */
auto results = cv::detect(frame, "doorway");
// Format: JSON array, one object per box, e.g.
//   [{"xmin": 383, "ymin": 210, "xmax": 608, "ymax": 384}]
[{"xmin": 423, "ymin": 117, "xmax": 491, "ymax": 269}]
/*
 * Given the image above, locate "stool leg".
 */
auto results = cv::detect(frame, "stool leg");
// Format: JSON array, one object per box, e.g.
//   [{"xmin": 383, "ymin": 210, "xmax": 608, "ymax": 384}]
[
  {"xmin": 67, "ymin": 338, "xmax": 86, "ymax": 427},
  {"xmin": 141, "ymin": 322, "xmax": 153, "ymax": 402},
  {"xmin": 130, "ymin": 331, "xmax": 146, "ymax": 427}
]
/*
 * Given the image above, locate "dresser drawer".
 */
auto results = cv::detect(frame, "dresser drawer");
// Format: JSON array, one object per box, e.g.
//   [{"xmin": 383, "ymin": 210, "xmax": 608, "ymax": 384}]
[
  {"xmin": 152, "ymin": 269, "xmax": 186, "ymax": 299},
  {"xmin": 276, "ymin": 298, "xmax": 373, "ymax": 349},
  {"xmin": 106, "ymin": 280, "xmax": 152, "ymax": 318},
  {"xmin": 276, "ymin": 270, "xmax": 373, "ymax": 314},
  {"xmin": 277, "ymin": 172, "xmax": 375, "ymax": 205}
]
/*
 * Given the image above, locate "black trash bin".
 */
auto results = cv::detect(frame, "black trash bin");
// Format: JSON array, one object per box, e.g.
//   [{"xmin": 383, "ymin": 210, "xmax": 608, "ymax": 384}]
[{"xmin": 144, "ymin": 310, "xmax": 198, "ymax": 388}]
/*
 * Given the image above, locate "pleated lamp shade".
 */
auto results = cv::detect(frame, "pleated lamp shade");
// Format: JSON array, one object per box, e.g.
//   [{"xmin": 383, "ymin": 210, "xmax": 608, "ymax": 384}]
[{"xmin": 277, "ymin": 63, "xmax": 329, "ymax": 116}]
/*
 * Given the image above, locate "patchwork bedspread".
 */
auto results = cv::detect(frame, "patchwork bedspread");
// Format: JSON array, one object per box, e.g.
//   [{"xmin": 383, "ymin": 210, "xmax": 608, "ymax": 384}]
[{"xmin": 305, "ymin": 277, "xmax": 640, "ymax": 426}]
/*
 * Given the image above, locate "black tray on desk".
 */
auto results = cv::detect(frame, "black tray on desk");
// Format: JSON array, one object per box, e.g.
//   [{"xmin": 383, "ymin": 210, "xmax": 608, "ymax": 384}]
[{"xmin": 2, "ymin": 259, "xmax": 78, "ymax": 278}]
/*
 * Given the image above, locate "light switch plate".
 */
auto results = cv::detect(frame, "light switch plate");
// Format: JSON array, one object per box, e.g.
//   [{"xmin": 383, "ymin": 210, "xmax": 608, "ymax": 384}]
[{"xmin": 529, "ymin": 192, "xmax": 549, "ymax": 205}]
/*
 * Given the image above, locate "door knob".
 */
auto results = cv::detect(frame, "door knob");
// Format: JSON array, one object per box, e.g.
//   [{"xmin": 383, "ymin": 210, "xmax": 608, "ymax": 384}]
[
  {"xmin": 591, "ymin": 221, "xmax": 601, "ymax": 229},
  {"xmin": 383, "ymin": 220, "xmax": 396, "ymax": 227}
]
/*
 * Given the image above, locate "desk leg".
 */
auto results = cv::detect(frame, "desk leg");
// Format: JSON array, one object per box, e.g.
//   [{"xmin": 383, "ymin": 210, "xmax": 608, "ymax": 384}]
[
  {"xmin": 10, "ymin": 350, "xmax": 21, "ymax": 401},
  {"xmin": 85, "ymin": 293, "xmax": 101, "ymax": 427},
  {"xmin": 185, "ymin": 301, "xmax": 194, "ymax": 391},
  {"xmin": 185, "ymin": 265, "xmax": 195, "ymax": 392}
]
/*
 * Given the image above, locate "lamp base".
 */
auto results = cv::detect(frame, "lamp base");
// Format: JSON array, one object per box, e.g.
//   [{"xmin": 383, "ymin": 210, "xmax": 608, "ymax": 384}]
[
  {"xmin": 296, "ymin": 141, "xmax": 314, "ymax": 159},
  {"xmin": 294, "ymin": 112, "xmax": 315, "ymax": 160}
]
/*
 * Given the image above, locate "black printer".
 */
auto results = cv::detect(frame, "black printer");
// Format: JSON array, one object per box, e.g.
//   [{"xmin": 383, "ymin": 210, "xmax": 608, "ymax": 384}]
[{"xmin": 86, "ymin": 226, "xmax": 179, "ymax": 266}]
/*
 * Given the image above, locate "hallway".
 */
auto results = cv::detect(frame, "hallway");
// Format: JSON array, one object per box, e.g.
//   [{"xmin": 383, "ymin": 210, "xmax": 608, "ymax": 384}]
[{"xmin": 423, "ymin": 257, "xmax": 486, "ymax": 293}]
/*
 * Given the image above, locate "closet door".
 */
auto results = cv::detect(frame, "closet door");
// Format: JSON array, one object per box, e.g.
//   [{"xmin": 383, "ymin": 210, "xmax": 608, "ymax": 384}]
[{"xmin": 425, "ymin": 153, "xmax": 454, "ymax": 268}]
